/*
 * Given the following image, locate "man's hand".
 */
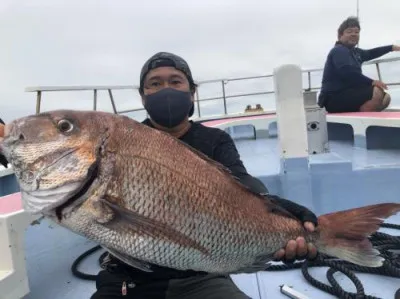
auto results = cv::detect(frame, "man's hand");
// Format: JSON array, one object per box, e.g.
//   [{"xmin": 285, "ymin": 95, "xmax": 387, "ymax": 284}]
[
  {"xmin": 265, "ymin": 194, "xmax": 318, "ymax": 263},
  {"xmin": 393, "ymin": 45, "xmax": 400, "ymax": 51},
  {"xmin": 372, "ymin": 80, "xmax": 388, "ymax": 90},
  {"xmin": 273, "ymin": 222, "xmax": 317, "ymax": 263}
]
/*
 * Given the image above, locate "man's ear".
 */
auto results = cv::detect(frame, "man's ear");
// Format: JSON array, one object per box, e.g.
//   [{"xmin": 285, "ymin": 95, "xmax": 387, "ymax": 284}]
[
  {"xmin": 190, "ymin": 84, "xmax": 197, "ymax": 96},
  {"xmin": 337, "ymin": 32, "xmax": 344, "ymax": 42},
  {"xmin": 139, "ymin": 90, "xmax": 146, "ymax": 106}
]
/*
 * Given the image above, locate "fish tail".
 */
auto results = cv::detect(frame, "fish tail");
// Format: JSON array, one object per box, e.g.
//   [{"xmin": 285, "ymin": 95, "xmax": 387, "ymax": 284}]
[{"xmin": 314, "ymin": 203, "xmax": 400, "ymax": 267}]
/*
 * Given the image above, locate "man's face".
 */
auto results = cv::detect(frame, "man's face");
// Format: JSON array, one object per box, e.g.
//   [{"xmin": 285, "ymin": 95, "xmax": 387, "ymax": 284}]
[
  {"xmin": 339, "ymin": 26, "xmax": 360, "ymax": 47},
  {"xmin": 141, "ymin": 66, "xmax": 193, "ymax": 103}
]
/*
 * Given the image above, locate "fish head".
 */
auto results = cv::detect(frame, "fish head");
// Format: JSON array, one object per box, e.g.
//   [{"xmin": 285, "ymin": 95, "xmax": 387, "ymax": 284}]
[{"xmin": 0, "ymin": 110, "xmax": 111, "ymax": 214}]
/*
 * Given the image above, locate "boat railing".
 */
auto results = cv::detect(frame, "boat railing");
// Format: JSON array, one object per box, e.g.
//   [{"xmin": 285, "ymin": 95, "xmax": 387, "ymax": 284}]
[{"xmin": 25, "ymin": 56, "xmax": 400, "ymax": 120}]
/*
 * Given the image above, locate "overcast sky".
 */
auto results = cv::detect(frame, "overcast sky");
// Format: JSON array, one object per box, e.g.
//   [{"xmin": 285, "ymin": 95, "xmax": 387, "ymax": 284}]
[{"xmin": 0, "ymin": 0, "xmax": 399, "ymax": 122}]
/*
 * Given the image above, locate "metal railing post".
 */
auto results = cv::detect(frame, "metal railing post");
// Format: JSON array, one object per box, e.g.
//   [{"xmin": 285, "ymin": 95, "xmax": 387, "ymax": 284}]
[
  {"xmin": 35, "ymin": 91, "xmax": 42, "ymax": 114},
  {"xmin": 93, "ymin": 89, "xmax": 97, "ymax": 111},
  {"xmin": 107, "ymin": 89, "xmax": 117, "ymax": 114},
  {"xmin": 375, "ymin": 63, "xmax": 382, "ymax": 81},
  {"xmin": 195, "ymin": 88, "xmax": 201, "ymax": 118},
  {"xmin": 221, "ymin": 80, "xmax": 227, "ymax": 115}
]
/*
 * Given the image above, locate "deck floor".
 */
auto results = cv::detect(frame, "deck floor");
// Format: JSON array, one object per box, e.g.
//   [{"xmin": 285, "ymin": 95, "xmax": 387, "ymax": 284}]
[{"xmin": 235, "ymin": 137, "xmax": 400, "ymax": 176}]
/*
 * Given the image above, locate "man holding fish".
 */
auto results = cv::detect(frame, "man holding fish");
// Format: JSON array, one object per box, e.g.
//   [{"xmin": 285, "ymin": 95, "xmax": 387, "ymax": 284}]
[{"xmin": 89, "ymin": 52, "xmax": 319, "ymax": 298}]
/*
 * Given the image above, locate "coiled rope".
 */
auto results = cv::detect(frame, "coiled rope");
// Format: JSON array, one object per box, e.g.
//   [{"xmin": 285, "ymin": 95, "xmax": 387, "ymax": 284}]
[{"xmin": 266, "ymin": 223, "xmax": 400, "ymax": 299}]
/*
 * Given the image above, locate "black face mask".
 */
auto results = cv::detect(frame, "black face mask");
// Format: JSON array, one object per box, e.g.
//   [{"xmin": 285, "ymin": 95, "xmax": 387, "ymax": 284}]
[{"xmin": 144, "ymin": 88, "xmax": 194, "ymax": 128}]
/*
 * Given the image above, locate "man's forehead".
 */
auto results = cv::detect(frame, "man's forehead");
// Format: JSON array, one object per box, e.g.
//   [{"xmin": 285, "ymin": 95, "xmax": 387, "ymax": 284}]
[{"xmin": 144, "ymin": 67, "xmax": 187, "ymax": 80}]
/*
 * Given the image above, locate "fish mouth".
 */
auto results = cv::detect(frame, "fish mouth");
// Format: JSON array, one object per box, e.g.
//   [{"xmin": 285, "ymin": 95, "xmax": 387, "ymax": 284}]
[{"xmin": 54, "ymin": 160, "xmax": 99, "ymax": 221}]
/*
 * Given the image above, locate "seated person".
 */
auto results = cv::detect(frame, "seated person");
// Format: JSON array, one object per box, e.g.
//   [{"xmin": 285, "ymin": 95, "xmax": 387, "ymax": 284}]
[{"xmin": 318, "ymin": 16, "xmax": 400, "ymax": 113}]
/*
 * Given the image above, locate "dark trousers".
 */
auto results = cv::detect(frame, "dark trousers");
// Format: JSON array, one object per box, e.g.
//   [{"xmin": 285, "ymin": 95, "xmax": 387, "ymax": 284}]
[
  {"xmin": 90, "ymin": 269, "xmax": 251, "ymax": 299},
  {"xmin": 318, "ymin": 86, "xmax": 374, "ymax": 113}
]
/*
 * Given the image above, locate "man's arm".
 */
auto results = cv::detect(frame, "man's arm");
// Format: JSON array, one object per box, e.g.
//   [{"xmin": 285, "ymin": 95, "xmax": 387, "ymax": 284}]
[
  {"xmin": 331, "ymin": 47, "xmax": 374, "ymax": 86},
  {"xmin": 359, "ymin": 45, "xmax": 393, "ymax": 62},
  {"xmin": 212, "ymin": 130, "xmax": 269, "ymax": 194}
]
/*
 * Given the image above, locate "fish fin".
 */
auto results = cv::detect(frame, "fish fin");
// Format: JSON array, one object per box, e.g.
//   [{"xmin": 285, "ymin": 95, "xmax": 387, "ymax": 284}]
[
  {"xmin": 100, "ymin": 197, "xmax": 209, "ymax": 256},
  {"xmin": 259, "ymin": 196, "xmax": 300, "ymax": 221},
  {"xmin": 101, "ymin": 246, "xmax": 153, "ymax": 272},
  {"xmin": 230, "ymin": 253, "xmax": 276, "ymax": 274},
  {"xmin": 315, "ymin": 203, "xmax": 400, "ymax": 267}
]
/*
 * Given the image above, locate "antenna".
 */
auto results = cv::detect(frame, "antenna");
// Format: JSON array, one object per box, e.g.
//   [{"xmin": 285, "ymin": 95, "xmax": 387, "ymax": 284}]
[
  {"xmin": 356, "ymin": 0, "xmax": 360, "ymax": 47},
  {"xmin": 356, "ymin": 0, "xmax": 360, "ymax": 19}
]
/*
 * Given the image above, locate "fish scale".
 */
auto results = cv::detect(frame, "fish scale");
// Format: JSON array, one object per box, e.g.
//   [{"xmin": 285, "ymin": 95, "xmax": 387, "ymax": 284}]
[
  {"xmin": 1, "ymin": 110, "xmax": 400, "ymax": 274},
  {"xmin": 92, "ymin": 148, "xmax": 301, "ymax": 272}
]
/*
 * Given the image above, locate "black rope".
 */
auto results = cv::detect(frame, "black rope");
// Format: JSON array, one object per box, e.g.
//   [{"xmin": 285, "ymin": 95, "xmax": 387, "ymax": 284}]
[
  {"xmin": 71, "ymin": 223, "xmax": 400, "ymax": 298},
  {"xmin": 70, "ymin": 245, "xmax": 102, "ymax": 280},
  {"xmin": 268, "ymin": 222, "xmax": 400, "ymax": 299}
]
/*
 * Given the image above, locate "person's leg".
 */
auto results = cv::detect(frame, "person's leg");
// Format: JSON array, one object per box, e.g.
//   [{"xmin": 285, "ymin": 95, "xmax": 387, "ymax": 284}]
[
  {"xmin": 166, "ymin": 274, "xmax": 251, "ymax": 299},
  {"xmin": 91, "ymin": 269, "xmax": 169, "ymax": 299},
  {"xmin": 322, "ymin": 89, "xmax": 361, "ymax": 113},
  {"xmin": 359, "ymin": 86, "xmax": 389, "ymax": 112},
  {"xmin": 380, "ymin": 92, "xmax": 391, "ymax": 110},
  {"xmin": 90, "ymin": 270, "xmax": 133, "ymax": 299},
  {"xmin": 324, "ymin": 86, "xmax": 378, "ymax": 113}
]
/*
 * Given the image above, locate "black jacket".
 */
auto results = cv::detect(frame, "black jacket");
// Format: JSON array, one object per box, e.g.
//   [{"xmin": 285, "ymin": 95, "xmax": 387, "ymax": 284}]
[
  {"xmin": 142, "ymin": 119, "xmax": 270, "ymax": 195},
  {"xmin": 320, "ymin": 43, "xmax": 393, "ymax": 94}
]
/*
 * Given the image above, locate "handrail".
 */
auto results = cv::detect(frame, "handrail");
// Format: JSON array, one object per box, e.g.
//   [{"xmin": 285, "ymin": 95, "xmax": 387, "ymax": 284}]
[
  {"xmin": 24, "ymin": 85, "xmax": 138, "ymax": 92},
  {"xmin": 302, "ymin": 55, "xmax": 400, "ymax": 74},
  {"xmin": 24, "ymin": 56, "xmax": 400, "ymax": 119}
]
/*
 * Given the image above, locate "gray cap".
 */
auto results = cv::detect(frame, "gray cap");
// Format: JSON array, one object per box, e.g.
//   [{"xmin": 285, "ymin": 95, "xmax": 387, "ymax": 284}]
[{"xmin": 139, "ymin": 52, "xmax": 195, "ymax": 93}]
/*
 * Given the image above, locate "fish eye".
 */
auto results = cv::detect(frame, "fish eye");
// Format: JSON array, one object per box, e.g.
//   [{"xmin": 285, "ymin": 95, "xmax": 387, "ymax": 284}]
[{"xmin": 57, "ymin": 119, "xmax": 74, "ymax": 133}]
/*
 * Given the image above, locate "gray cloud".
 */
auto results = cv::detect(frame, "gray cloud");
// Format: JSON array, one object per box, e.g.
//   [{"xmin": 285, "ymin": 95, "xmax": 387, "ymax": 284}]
[{"xmin": 0, "ymin": 0, "xmax": 399, "ymax": 122}]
